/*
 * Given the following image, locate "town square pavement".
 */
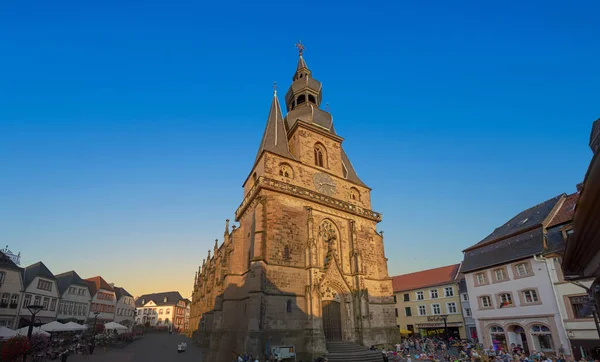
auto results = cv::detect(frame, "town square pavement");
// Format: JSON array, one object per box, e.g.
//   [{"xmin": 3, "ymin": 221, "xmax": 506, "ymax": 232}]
[{"xmin": 68, "ymin": 333, "xmax": 205, "ymax": 362}]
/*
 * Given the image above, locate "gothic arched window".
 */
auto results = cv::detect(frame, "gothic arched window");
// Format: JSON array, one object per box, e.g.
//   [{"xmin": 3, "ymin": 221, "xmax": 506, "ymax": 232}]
[
  {"xmin": 279, "ymin": 164, "xmax": 293, "ymax": 179},
  {"xmin": 314, "ymin": 143, "xmax": 326, "ymax": 167},
  {"xmin": 350, "ymin": 187, "xmax": 360, "ymax": 201}
]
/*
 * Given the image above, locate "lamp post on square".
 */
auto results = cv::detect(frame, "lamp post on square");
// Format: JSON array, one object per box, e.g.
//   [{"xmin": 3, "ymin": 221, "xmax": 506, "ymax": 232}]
[
  {"xmin": 26, "ymin": 304, "xmax": 44, "ymax": 339},
  {"xmin": 439, "ymin": 315, "xmax": 449, "ymax": 340}
]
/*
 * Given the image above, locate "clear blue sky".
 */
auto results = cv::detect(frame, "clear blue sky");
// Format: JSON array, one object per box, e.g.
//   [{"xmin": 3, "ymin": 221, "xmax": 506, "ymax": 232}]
[{"xmin": 1, "ymin": 1, "xmax": 598, "ymax": 298}]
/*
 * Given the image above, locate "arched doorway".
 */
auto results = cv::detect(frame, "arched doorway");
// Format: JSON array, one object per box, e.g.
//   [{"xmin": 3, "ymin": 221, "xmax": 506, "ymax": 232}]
[
  {"xmin": 322, "ymin": 300, "xmax": 342, "ymax": 341},
  {"xmin": 489, "ymin": 325, "xmax": 507, "ymax": 351},
  {"xmin": 530, "ymin": 324, "xmax": 554, "ymax": 352},
  {"xmin": 506, "ymin": 325, "xmax": 529, "ymax": 353}
]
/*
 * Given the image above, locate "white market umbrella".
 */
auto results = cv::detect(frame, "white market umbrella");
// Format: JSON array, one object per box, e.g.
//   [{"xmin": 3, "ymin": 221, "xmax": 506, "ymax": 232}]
[
  {"xmin": 104, "ymin": 322, "xmax": 127, "ymax": 330},
  {"xmin": 16, "ymin": 326, "xmax": 50, "ymax": 337},
  {"xmin": 41, "ymin": 321, "xmax": 70, "ymax": 332},
  {"xmin": 0, "ymin": 326, "xmax": 17, "ymax": 340},
  {"xmin": 64, "ymin": 322, "xmax": 87, "ymax": 331}
]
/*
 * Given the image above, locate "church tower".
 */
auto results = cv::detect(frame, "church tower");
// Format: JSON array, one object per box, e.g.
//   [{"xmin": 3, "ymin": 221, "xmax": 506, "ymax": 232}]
[{"xmin": 191, "ymin": 45, "xmax": 398, "ymax": 362}]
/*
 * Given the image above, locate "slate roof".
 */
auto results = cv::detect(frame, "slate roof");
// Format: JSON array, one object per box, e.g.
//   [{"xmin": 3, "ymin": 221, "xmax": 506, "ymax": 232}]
[
  {"xmin": 114, "ymin": 286, "xmax": 133, "ymax": 301},
  {"xmin": 23, "ymin": 261, "xmax": 56, "ymax": 288},
  {"xmin": 547, "ymin": 192, "xmax": 579, "ymax": 228},
  {"xmin": 457, "ymin": 278, "xmax": 468, "ymax": 294},
  {"xmin": 255, "ymin": 92, "xmax": 295, "ymax": 163},
  {"xmin": 466, "ymin": 194, "xmax": 564, "ymax": 250},
  {"xmin": 135, "ymin": 291, "xmax": 184, "ymax": 307},
  {"xmin": 55, "ymin": 270, "xmax": 88, "ymax": 295},
  {"xmin": 392, "ymin": 264, "xmax": 460, "ymax": 292},
  {"xmin": 462, "ymin": 227, "xmax": 545, "ymax": 273},
  {"xmin": 84, "ymin": 276, "xmax": 114, "ymax": 296},
  {"xmin": 0, "ymin": 251, "xmax": 22, "ymax": 272}
]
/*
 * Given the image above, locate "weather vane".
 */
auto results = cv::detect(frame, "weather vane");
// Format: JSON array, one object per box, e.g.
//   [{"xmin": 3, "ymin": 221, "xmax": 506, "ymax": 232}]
[{"xmin": 295, "ymin": 41, "xmax": 305, "ymax": 56}]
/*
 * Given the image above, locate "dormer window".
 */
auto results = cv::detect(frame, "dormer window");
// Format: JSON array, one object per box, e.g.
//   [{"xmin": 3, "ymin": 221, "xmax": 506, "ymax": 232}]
[
  {"xmin": 164, "ymin": 297, "xmax": 167, "ymax": 303},
  {"xmin": 142, "ymin": 299, "xmax": 145, "ymax": 304}
]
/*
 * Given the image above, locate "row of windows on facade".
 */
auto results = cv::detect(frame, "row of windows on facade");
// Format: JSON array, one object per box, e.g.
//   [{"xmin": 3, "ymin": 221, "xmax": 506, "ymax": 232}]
[
  {"xmin": 489, "ymin": 325, "xmax": 554, "ymax": 351},
  {"xmin": 475, "ymin": 262, "xmax": 532, "ymax": 286},
  {"xmin": 399, "ymin": 286, "xmax": 455, "ymax": 302},
  {"xmin": 58, "ymin": 301, "xmax": 88, "ymax": 316},
  {"xmin": 23, "ymin": 294, "xmax": 57, "ymax": 312},
  {"xmin": 0, "ymin": 293, "xmax": 20, "ymax": 308},
  {"xmin": 140, "ymin": 308, "xmax": 171, "ymax": 315},
  {"xmin": 91, "ymin": 303, "xmax": 114, "ymax": 313},
  {"xmin": 397, "ymin": 302, "xmax": 459, "ymax": 317},
  {"xmin": 116, "ymin": 308, "xmax": 134, "ymax": 316},
  {"xmin": 479, "ymin": 289, "xmax": 539, "ymax": 308},
  {"xmin": 67, "ymin": 286, "xmax": 87, "ymax": 296},
  {"xmin": 139, "ymin": 316, "xmax": 171, "ymax": 324}
]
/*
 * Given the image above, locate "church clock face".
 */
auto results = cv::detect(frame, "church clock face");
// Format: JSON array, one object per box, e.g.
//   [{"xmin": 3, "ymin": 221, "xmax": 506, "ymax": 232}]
[{"xmin": 313, "ymin": 172, "xmax": 336, "ymax": 196}]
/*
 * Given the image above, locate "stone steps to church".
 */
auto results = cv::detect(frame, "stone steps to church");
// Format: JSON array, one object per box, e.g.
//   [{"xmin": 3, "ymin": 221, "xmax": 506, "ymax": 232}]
[
  {"xmin": 324, "ymin": 351, "xmax": 383, "ymax": 362},
  {"xmin": 325, "ymin": 341, "xmax": 383, "ymax": 362}
]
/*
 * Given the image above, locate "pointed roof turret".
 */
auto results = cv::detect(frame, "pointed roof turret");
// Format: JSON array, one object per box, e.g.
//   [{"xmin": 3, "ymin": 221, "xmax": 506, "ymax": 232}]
[
  {"xmin": 224, "ymin": 219, "xmax": 230, "ymax": 239},
  {"xmin": 254, "ymin": 87, "xmax": 295, "ymax": 163}
]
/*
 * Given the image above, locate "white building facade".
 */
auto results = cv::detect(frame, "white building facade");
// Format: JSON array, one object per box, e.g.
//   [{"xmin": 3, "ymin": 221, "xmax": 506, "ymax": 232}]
[
  {"xmin": 19, "ymin": 262, "xmax": 60, "ymax": 326},
  {"xmin": 462, "ymin": 194, "xmax": 572, "ymax": 355},
  {"xmin": 135, "ymin": 291, "xmax": 184, "ymax": 328},
  {"xmin": 0, "ymin": 252, "xmax": 24, "ymax": 329},
  {"xmin": 464, "ymin": 257, "xmax": 570, "ymax": 354},
  {"xmin": 113, "ymin": 287, "xmax": 135, "ymax": 325},
  {"xmin": 55, "ymin": 271, "xmax": 91, "ymax": 324}
]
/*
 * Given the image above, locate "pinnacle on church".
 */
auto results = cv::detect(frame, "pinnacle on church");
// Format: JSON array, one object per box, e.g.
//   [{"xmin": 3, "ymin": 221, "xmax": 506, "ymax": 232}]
[{"xmin": 254, "ymin": 90, "xmax": 295, "ymax": 163}]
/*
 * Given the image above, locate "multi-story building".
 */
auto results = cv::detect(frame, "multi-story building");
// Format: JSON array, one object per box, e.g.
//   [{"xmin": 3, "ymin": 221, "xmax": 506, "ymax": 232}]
[
  {"xmin": 113, "ymin": 286, "xmax": 135, "ymax": 325},
  {"xmin": 19, "ymin": 262, "xmax": 60, "ymax": 326},
  {"xmin": 562, "ymin": 119, "xmax": 600, "ymax": 360},
  {"xmin": 0, "ymin": 252, "xmax": 23, "ymax": 329},
  {"xmin": 183, "ymin": 298, "xmax": 190, "ymax": 332},
  {"xmin": 462, "ymin": 194, "xmax": 571, "ymax": 354},
  {"xmin": 392, "ymin": 264, "xmax": 465, "ymax": 339},
  {"xmin": 84, "ymin": 276, "xmax": 116, "ymax": 325},
  {"xmin": 135, "ymin": 291, "xmax": 185, "ymax": 329},
  {"xmin": 55, "ymin": 271, "xmax": 91, "ymax": 324},
  {"xmin": 458, "ymin": 278, "xmax": 477, "ymax": 340}
]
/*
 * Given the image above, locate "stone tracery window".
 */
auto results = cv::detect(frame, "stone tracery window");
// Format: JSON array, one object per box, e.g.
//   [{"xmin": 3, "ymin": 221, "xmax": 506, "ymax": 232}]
[
  {"xmin": 279, "ymin": 163, "xmax": 293, "ymax": 178},
  {"xmin": 349, "ymin": 187, "xmax": 360, "ymax": 201},
  {"xmin": 314, "ymin": 143, "xmax": 327, "ymax": 168}
]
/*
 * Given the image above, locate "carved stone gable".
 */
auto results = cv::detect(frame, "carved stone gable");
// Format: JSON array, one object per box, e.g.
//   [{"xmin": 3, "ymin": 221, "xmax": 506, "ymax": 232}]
[{"xmin": 318, "ymin": 252, "xmax": 351, "ymax": 301}]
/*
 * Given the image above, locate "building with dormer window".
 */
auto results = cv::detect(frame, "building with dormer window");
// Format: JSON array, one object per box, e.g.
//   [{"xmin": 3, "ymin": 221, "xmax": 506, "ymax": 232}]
[
  {"xmin": 135, "ymin": 291, "xmax": 185, "ymax": 329},
  {"xmin": 55, "ymin": 270, "xmax": 91, "ymax": 324},
  {"xmin": 0, "ymin": 251, "xmax": 24, "ymax": 329},
  {"xmin": 113, "ymin": 286, "xmax": 135, "ymax": 325},
  {"xmin": 84, "ymin": 276, "xmax": 116, "ymax": 325},
  {"xmin": 461, "ymin": 194, "xmax": 571, "ymax": 354},
  {"xmin": 19, "ymin": 261, "xmax": 60, "ymax": 327}
]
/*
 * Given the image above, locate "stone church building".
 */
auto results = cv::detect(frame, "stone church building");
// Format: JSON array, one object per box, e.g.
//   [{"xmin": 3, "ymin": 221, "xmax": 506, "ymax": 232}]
[{"xmin": 190, "ymin": 49, "xmax": 398, "ymax": 361}]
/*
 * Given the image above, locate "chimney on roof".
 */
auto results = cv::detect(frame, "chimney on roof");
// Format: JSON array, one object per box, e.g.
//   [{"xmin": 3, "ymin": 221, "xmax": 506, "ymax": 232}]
[{"xmin": 109, "ymin": 283, "xmax": 115, "ymax": 287}]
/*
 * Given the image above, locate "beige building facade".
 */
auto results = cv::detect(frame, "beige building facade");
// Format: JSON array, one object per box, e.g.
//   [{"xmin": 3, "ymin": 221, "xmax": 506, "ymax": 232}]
[
  {"xmin": 393, "ymin": 264, "xmax": 466, "ymax": 339},
  {"xmin": 191, "ymin": 49, "xmax": 398, "ymax": 361}
]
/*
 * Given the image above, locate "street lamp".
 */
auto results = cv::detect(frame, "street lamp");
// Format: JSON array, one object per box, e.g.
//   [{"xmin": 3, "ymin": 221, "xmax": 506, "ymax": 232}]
[
  {"xmin": 92, "ymin": 311, "xmax": 100, "ymax": 335},
  {"xmin": 26, "ymin": 305, "xmax": 44, "ymax": 339},
  {"xmin": 439, "ymin": 315, "xmax": 449, "ymax": 340}
]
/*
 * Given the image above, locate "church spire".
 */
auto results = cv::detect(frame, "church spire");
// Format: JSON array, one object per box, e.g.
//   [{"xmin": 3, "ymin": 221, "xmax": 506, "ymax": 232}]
[{"xmin": 254, "ymin": 86, "xmax": 295, "ymax": 163}]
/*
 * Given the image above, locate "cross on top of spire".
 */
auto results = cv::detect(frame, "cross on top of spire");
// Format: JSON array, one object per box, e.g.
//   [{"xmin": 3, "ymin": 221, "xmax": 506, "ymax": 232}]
[
  {"xmin": 295, "ymin": 41, "xmax": 305, "ymax": 56},
  {"xmin": 273, "ymin": 81, "xmax": 278, "ymax": 94}
]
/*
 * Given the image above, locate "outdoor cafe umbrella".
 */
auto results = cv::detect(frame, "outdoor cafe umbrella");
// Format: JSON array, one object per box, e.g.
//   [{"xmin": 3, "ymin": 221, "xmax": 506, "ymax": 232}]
[
  {"xmin": 0, "ymin": 326, "xmax": 17, "ymax": 340},
  {"xmin": 104, "ymin": 322, "xmax": 127, "ymax": 331},
  {"xmin": 41, "ymin": 321, "xmax": 71, "ymax": 333},
  {"xmin": 64, "ymin": 322, "xmax": 87, "ymax": 331},
  {"xmin": 16, "ymin": 326, "xmax": 50, "ymax": 336}
]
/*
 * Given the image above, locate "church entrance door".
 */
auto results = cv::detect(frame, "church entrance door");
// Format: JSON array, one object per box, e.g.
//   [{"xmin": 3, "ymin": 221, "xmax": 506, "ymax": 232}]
[{"xmin": 322, "ymin": 300, "xmax": 342, "ymax": 341}]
